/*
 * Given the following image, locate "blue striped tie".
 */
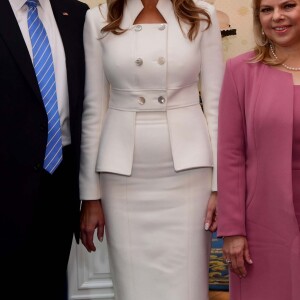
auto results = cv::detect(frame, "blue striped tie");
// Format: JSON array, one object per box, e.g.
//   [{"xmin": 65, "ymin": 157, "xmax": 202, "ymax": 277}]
[{"xmin": 27, "ymin": 0, "xmax": 62, "ymax": 174}]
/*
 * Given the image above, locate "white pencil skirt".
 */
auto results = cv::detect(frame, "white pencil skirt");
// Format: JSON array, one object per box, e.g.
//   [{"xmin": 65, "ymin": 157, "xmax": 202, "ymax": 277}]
[{"xmin": 100, "ymin": 111, "xmax": 212, "ymax": 300}]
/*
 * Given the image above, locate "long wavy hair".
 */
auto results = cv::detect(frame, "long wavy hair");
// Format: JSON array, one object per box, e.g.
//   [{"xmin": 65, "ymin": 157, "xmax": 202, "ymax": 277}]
[
  {"xmin": 100, "ymin": 0, "xmax": 211, "ymax": 41},
  {"xmin": 251, "ymin": 0, "xmax": 280, "ymax": 65}
]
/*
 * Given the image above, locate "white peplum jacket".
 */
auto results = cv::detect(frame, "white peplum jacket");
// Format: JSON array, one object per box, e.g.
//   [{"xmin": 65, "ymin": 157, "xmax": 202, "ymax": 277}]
[{"xmin": 79, "ymin": 0, "xmax": 224, "ymax": 200}]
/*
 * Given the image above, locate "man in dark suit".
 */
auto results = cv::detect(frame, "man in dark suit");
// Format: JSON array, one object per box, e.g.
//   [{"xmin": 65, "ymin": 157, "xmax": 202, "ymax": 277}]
[{"xmin": 0, "ymin": 0, "xmax": 88, "ymax": 299}]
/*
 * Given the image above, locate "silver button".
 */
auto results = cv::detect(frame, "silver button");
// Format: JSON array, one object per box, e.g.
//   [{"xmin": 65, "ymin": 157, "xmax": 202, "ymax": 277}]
[
  {"xmin": 158, "ymin": 57, "xmax": 165, "ymax": 65},
  {"xmin": 138, "ymin": 97, "xmax": 146, "ymax": 105},
  {"xmin": 135, "ymin": 58, "xmax": 143, "ymax": 66},
  {"xmin": 135, "ymin": 25, "xmax": 142, "ymax": 31},
  {"xmin": 158, "ymin": 24, "xmax": 166, "ymax": 30},
  {"xmin": 158, "ymin": 96, "xmax": 166, "ymax": 104}
]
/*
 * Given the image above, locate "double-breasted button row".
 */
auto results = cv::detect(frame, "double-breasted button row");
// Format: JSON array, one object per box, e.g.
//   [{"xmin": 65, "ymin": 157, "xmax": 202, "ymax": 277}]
[
  {"xmin": 137, "ymin": 96, "xmax": 166, "ymax": 105},
  {"xmin": 134, "ymin": 24, "xmax": 166, "ymax": 31},
  {"xmin": 135, "ymin": 57, "xmax": 165, "ymax": 66}
]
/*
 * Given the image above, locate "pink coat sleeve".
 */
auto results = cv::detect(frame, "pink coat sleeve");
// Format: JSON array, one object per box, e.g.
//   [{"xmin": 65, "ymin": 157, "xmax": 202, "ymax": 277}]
[{"xmin": 217, "ymin": 59, "xmax": 247, "ymax": 237}]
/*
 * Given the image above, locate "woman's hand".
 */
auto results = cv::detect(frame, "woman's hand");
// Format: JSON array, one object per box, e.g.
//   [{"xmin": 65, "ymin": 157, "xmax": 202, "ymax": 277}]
[
  {"xmin": 204, "ymin": 191, "xmax": 217, "ymax": 232},
  {"xmin": 80, "ymin": 199, "xmax": 105, "ymax": 252},
  {"xmin": 223, "ymin": 236, "xmax": 253, "ymax": 278}
]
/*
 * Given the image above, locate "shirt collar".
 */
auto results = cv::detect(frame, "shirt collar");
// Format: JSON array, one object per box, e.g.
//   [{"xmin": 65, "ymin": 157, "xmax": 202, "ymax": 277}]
[{"xmin": 9, "ymin": 0, "xmax": 47, "ymax": 11}]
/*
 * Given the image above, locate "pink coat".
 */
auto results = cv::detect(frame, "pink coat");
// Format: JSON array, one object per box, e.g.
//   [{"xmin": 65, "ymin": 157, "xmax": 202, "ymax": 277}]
[{"xmin": 217, "ymin": 51, "xmax": 300, "ymax": 300}]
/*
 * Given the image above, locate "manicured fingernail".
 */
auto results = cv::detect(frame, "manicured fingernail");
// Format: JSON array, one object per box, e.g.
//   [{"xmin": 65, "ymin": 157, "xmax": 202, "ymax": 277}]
[
  {"xmin": 204, "ymin": 223, "xmax": 210, "ymax": 230},
  {"xmin": 100, "ymin": 237, "xmax": 103, "ymax": 242},
  {"xmin": 249, "ymin": 259, "xmax": 253, "ymax": 264}
]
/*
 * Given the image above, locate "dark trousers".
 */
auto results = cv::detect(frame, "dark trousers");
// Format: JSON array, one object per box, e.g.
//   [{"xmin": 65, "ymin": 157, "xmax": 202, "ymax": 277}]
[{"xmin": 3, "ymin": 146, "xmax": 75, "ymax": 300}]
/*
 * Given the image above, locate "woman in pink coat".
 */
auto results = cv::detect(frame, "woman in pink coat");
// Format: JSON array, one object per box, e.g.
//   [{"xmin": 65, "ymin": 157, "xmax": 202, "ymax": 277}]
[{"xmin": 217, "ymin": 0, "xmax": 300, "ymax": 299}]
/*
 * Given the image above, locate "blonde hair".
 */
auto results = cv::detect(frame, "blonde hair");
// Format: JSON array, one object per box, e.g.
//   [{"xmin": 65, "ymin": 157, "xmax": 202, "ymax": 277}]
[
  {"xmin": 101, "ymin": 0, "xmax": 211, "ymax": 41},
  {"xmin": 251, "ymin": 0, "xmax": 280, "ymax": 65}
]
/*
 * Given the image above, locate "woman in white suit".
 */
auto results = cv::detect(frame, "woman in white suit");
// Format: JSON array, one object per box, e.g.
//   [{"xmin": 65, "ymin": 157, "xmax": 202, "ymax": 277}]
[{"xmin": 79, "ymin": 0, "xmax": 224, "ymax": 299}]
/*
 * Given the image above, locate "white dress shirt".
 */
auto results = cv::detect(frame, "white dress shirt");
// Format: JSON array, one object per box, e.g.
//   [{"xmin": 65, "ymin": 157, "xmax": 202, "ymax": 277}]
[{"xmin": 9, "ymin": 0, "xmax": 71, "ymax": 146}]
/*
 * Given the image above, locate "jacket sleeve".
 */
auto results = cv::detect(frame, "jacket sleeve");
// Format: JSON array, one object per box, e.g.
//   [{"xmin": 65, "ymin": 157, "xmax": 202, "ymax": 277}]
[
  {"xmin": 199, "ymin": 3, "xmax": 224, "ymax": 191},
  {"xmin": 79, "ymin": 6, "xmax": 110, "ymax": 200},
  {"xmin": 217, "ymin": 59, "xmax": 247, "ymax": 237}
]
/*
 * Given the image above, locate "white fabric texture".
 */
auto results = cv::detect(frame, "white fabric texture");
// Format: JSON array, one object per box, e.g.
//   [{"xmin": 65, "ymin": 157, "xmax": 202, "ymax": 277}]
[
  {"xmin": 101, "ymin": 112, "xmax": 212, "ymax": 300},
  {"xmin": 79, "ymin": 0, "xmax": 224, "ymax": 200}
]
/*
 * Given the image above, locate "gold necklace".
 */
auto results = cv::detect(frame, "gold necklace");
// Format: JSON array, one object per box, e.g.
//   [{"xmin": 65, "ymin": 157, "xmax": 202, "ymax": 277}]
[{"xmin": 270, "ymin": 44, "xmax": 300, "ymax": 71}]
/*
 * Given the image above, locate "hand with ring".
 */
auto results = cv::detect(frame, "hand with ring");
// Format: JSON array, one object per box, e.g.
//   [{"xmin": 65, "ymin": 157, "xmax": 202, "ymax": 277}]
[{"xmin": 222, "ymin": 235, "xmax": 253, "ymax": 278}]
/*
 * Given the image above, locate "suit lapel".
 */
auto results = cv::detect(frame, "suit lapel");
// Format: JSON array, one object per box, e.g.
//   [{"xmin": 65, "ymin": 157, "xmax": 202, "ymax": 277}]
[
  {"xmin": 0, "ymin": 0, "xmax": 42, "ymax": 102},
  {"xmin": 50, "ymin": 0, "xmax": 75, "ymax": 84},
  {"xmin": 50, "ymin": 0, "xmax": 72, "ymax": 51},
  {"xmin": 50, "ymin": 0, "xmax": 76, "ymax": 113}
]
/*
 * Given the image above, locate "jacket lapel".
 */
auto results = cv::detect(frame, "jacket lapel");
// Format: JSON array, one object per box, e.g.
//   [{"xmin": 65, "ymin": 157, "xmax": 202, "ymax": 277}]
[
  {"xmin": 50, "ymin": 0, "xmax": 77, "ymax": 112},
  {"xmin": 0, "ymin": 0, "xmax": 42, "ymax": 102},
  {"xmin": 50, "ymin": 0, "xmax": 72, "ymax": 53},
  {"xmin": 50, "ymin": 0, "xmax": 76, "ymax": 78}
]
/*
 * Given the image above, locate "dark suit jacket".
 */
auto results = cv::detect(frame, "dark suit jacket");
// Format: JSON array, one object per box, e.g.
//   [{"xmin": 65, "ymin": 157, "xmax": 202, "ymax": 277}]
[{"xmin": 0, "ymin": 0, "xmax": 88, "ymax": 254}]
